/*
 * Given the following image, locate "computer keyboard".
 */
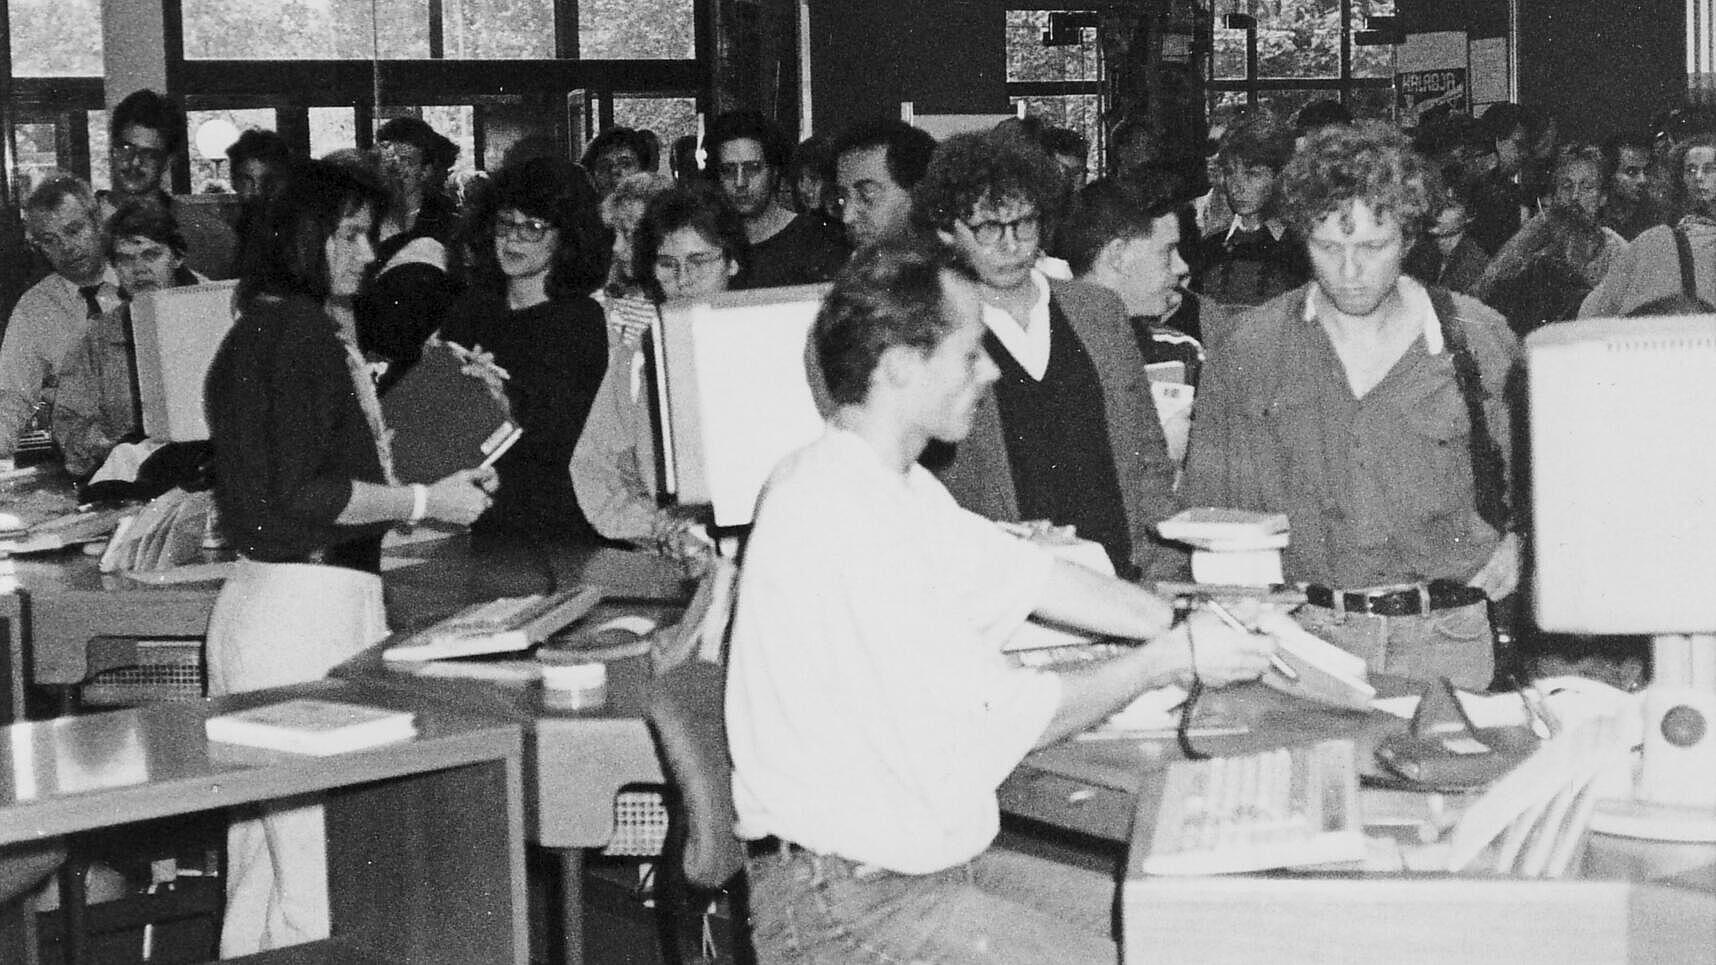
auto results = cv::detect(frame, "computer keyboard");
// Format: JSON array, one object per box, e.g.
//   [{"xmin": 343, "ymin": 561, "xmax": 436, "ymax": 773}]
[
  {"xmin": 383, "ymin": 585, "xmax": 605, "ymax": 661},
  {"xmin": 1137, "ymin": 738, "xmax": 1366, "ymax": 876}
]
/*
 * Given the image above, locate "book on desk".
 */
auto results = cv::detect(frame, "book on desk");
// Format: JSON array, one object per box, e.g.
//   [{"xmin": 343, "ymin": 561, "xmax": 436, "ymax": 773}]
[{"xmin": 204, "ymin": 697, "xmax": 418, "ymax": 755}]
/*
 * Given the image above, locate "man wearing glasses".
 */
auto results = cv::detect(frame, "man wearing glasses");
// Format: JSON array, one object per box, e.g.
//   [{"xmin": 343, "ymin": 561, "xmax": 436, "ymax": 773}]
[
  {"xmin": 704, "ymin": 110, "xmax": 847, "ymax": 288},
  {"xmin": 911, "ymin": 129, "xmax": 1185, "ymax": 582},
  {"xmin": 0, "ymin": 174, "xmax": 120, "ymax": 461},
  {"xmin": 100, "ymin": 89, "xmax": 237, "ymax": 280}
]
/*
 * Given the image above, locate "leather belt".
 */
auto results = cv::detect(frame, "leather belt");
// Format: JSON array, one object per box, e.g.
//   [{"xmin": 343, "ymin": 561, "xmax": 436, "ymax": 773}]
[{"xmin": 1303, "ymin": 579, "xmax": 1486, "ymax": 617}]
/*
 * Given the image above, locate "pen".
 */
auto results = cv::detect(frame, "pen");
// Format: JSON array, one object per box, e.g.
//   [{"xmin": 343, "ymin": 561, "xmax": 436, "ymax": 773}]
[{"xmin": 1201, "ymin": 598, "xmax": 1299, "ymax": 682}]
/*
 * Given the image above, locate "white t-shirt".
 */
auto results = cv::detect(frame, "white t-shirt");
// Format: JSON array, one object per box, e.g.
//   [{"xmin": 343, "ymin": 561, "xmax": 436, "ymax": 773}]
[{"xmin": 727, "ymin": 427, "xmax": 1061, "ymax": 874}]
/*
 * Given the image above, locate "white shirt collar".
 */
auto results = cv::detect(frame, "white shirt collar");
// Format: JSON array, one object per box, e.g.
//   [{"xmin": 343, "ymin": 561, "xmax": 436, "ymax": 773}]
[
  {"xmin": 1224, "ymin": 217, "xmax": 1287, "ymax": 243},
  {"xmin": 1303, "ymin": 274, "xmax": 1442, "ymax": 355},
  {"xmin": 980, "ymin": 270, "xmax": 1053, "ymax": 380}
]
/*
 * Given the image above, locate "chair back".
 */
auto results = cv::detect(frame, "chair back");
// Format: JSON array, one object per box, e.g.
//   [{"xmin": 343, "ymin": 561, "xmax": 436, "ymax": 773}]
[
  {"xmin": 645, "ymin": 658, "xmax": 744, "ymax": 890},
  {"xmin": 1444, "ymin": 713, "xmax": 1630, "ymax": 878}
]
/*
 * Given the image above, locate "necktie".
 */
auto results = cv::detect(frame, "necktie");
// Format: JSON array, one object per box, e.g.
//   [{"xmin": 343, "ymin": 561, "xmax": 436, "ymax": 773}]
[{"xmin": 78, "ymin": 284, "xmax": 104, "ymax": 319}]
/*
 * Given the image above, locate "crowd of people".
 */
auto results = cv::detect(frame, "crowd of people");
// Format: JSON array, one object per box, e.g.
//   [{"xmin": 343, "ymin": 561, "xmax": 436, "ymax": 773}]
[{"xmin": 0, "ymin": 84, "xmax": 1685, "ymax": 959}]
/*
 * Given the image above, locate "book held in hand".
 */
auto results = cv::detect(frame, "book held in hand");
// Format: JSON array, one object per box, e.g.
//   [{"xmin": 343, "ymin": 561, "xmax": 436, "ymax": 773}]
[
  {"xmin": 381, "ymin": 338, "xmax": 520, "ymax": 485},
  {"xmin": 204, "ymin": 698, "xmax": 417, "ymax": 755}
]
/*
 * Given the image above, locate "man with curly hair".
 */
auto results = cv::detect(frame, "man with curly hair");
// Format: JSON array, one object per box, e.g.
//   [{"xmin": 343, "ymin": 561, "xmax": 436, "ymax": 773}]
[
  {"xmin": 1181, "ymin": 121, "xmax": 1522, "ymax": 690},
  {"xmin": 912, "ymin": 129, "xmax": 1184, "ymax": 580}
]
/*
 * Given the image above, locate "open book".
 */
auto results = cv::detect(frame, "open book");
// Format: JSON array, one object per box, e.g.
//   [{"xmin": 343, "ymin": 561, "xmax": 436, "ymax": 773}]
[{"xmin": 1263, "ymin": 621, "xmax": 1377, "ymax": 712}]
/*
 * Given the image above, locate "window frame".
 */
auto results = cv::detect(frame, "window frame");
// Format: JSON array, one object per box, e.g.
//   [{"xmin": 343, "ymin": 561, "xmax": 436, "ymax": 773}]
[
  {"xmin": 0, "ymin": 0, "xmax": 714, "ymax": 193},
  {"xmin": 1208, "ymin": 0, "xmax": 1395, "ymax": 116}
]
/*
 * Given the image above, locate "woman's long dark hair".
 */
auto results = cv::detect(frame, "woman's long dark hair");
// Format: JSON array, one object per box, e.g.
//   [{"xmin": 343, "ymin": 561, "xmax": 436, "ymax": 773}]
[
  {"xmin": 233, "ymin": 158, "xmax": 387, "ymax": 309},
  {"xmin": 460, "ymin": 156, "xmax": 606, "ymax": 299}
]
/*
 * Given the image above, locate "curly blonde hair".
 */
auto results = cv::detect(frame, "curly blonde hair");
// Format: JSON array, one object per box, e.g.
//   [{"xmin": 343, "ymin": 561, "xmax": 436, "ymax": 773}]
[{"xmin": 1279, "ymin": 120, "xmax": 1435, "ymax": 243}]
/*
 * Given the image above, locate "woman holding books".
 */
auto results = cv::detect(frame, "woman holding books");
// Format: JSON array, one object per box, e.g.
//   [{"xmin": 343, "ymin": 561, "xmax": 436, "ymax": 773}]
[
  {"xmin": 438, "ymin": 155, "xmax": 610, "ymax": 544},
  {"xmin": 203, "ymin": 159, "xmax": 494, "ymax": 957},
  {"xmin": 570, "ymin": 183, "xmax": 747, "ymax": 570}
]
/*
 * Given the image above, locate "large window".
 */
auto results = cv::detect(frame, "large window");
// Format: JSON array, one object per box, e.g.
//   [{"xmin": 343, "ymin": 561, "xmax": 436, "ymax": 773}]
[
  {"xmin": 580, "ymin": 0, "xmax": 696, "ymax": 59},
  {"xmin": 4, "ymin": 0, "xmax": 710, "ymax": 192},
  {"xmin": 8, "ymin": 0, "xmax": 102, "ymax": 76},
  {"xmin": 181, "ymin": 0, "xmax": 429, "ymax": 59},
  {"xmin": 1211, "ymin": 0, "xmax": 1396, "ymax": 120},
  {"xmin": 1005, "ymin": 10, "xmax": 1104, "ymax": 179}
]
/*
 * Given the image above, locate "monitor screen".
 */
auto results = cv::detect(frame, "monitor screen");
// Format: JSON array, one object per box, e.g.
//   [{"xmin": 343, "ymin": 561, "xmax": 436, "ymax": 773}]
[
  {"xmin": 655, "ymin": 284, "xmax": 832, "ymax": 528},
  {"xmin": 1528, "ymin": 314, "xmax": 1716, "ymax": 635},
  {"xmin": 130, "ymin": 280, "xmax": 238, "ymax": 442}
]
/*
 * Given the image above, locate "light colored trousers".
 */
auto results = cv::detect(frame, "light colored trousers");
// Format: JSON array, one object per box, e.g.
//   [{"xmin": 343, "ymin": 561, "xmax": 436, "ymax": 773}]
[
  {"xmin": 745, "ymin": 842, "xmax": 1119, "ymax": 964},
  {"xmin": 205, "ymin": 559, "xmax": 387, "ymax": 957}
]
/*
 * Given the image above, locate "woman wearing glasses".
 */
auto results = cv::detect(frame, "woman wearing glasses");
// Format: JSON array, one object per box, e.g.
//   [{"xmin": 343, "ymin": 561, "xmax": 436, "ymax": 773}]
[
  {"xmin": 438, "ymin": 156, "xmax": 610, "ymax": 544},
  {"xmin": 572, "ymin": 183, "xmax": 747, "ymax": 568},
  {"xmin": 206, "ymin": 159, "xmax": 494, "ymax": 955}
]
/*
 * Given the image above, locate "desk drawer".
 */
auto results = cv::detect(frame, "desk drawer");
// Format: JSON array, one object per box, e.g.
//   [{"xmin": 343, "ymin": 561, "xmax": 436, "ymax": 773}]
[{"xmin": 999, "ymin": 768, "xmax": 1134, "ymax": 841}]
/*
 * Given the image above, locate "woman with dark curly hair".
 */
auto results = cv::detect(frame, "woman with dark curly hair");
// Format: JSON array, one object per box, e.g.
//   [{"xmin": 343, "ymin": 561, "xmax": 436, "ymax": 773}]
[{"xmin": 438, "ymin": 155, "xmax": 610, "ymax": 543}]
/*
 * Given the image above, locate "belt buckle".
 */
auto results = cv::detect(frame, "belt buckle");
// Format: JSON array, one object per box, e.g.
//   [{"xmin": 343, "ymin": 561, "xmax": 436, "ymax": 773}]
[{"xmin": 1355, "ymin": 582, "xmax": 1418, "ymax": 616}]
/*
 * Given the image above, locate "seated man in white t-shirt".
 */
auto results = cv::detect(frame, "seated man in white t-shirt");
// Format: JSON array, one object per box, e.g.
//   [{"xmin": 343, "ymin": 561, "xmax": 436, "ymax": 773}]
[{"xmin": 725, "ymin": 238, "xmax": 1280, "ymax": 964}]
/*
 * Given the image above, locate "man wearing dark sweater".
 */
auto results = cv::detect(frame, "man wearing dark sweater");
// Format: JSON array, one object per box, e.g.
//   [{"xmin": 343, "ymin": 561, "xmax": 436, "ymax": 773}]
[
  {"xmin": 705, "ymin": 110, "xmax": 847, "ymax": 288},
  {"xmin": 913, "ymin": 129, "xmax": 1184, "ymax": 581}
]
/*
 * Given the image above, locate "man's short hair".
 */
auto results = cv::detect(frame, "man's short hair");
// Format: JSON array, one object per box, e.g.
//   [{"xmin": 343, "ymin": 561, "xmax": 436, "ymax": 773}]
[
  {"xmin": 1478, "ymin": 102, "xmax": 1531, "ymax": 143},
  {"xmin": 1057, "ymin": 178, "xmax": 1177, "ymax": 276},
  {"xmin": 1293, "ymin": 99, "xmax": 1353, "ymax": 136},
  {"xmin": 1042, "ymin": 126, "xmax": 1089, "ymax": 164},
  {"xmin": 110, "ymin": 89, "xmax": 186, "ymax": 157},
  {"xmin": 226, "ymin": 129, "xmax": 291, "ymax": 171},
  {"xmin": 910, "ymin": 129, "xmax": 1068, "ymax": 233},
  {"xmin": 375, "ymin": 117, "xmax": 458, "ymax": 172},
  {"xmin": 1279, "ymin": 121, "xmax": 1435, "ymax": 243},
  {"xmin": 23, "ymin": 171, "xmax": 96, "ymax": 219},
  {"xmin": 1217, "ymin": 111, "xmax": 1293, "ymax": 172},
  {"xmin": 815, "ymin": 238, "xmax": 979, "ymax": 407},
  {"xmin": 830, "ymin": 119, "xmax": 938, "ymax": 191},
  {"xmin": 105, "ymin": 198, "xmax": 187, "ymax": 258},
  {"xmin": 703, "ymin": 110, "xmax": 792, "ymax": 173},
  {"xmin": 581, "ymin": 126, "xmax": 655, "ymax": 171}
]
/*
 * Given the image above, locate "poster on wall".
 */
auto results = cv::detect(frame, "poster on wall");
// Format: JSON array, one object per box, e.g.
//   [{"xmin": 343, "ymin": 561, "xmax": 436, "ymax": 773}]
[
  {"xmin": 1395, "ymin": 31, "xmax": 1471, "ymax": 128},
  {"xmin": 1397, "ymin": 68, "xmax": 1470, "ymax": 128}
]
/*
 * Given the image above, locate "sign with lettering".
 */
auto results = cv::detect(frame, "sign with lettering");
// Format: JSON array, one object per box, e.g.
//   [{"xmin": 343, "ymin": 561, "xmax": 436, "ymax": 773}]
[{"xmin": 1397, "ymin": 68, "xmax": 1470, "ymax": 127}]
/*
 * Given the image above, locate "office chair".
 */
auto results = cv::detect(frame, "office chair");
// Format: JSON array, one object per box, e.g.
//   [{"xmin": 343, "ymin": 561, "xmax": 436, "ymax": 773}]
[{"xmin": 644, "ymin": 657, "xmax": 750, "ymax": 964}]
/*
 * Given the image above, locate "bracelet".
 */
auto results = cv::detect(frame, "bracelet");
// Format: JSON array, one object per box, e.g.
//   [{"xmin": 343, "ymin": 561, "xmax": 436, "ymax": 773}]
[{"xmin": 408, "ymin": 484, "xmax": 429, "ymax": 526}]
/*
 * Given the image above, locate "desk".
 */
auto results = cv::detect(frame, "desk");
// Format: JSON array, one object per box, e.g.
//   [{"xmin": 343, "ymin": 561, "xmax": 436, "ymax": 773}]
[
  {"xmin": 8, "ymin": 530, "xmax": 689, "ymax": 964},
  {"xmin": 337, "ymin": 535, "xmax": 691, "ymax": 965},
  {"xmin": 999, "ymin": 683, "xmax": 1716, "ymax": 964},
  {"xmin": 0, "ymin": 677, "xmax": 527, "ymax": 964}
]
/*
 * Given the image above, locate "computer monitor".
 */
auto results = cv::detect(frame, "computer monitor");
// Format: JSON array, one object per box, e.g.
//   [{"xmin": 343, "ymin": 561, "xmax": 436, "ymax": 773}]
[
  {"xmin": 654, "ymin": 284, "xmax": 831, "ymax": 528},
  {"xmin": 130, "ymin": 280, "xmax": 239, "ymax": 442},
  {"xmin": 1527, "ymin": 314, "xmax": 1716, "ymax": 840}
]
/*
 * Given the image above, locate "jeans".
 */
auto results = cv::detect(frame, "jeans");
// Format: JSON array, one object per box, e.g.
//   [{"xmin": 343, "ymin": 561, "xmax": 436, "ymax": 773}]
[
  {"xmin": 1295, "ymin": 599, "xmax": 1495, "ymax": 691},
  {"xmin": 745, "ymin": 842, "xmax": 1118, "ymax": 964}
]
